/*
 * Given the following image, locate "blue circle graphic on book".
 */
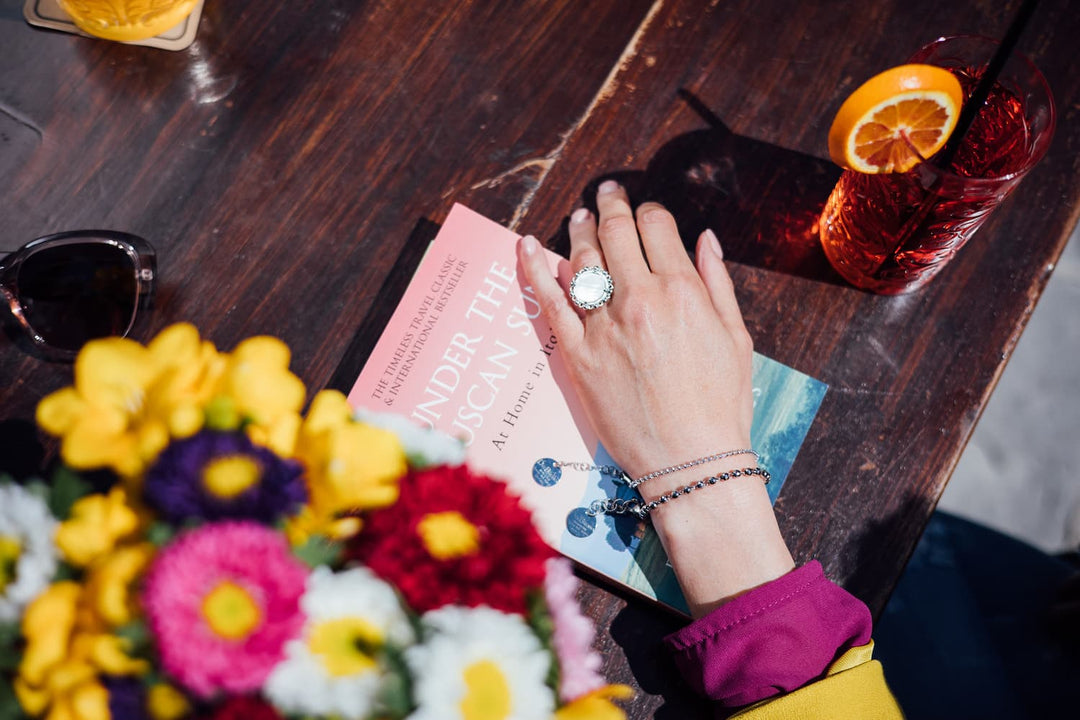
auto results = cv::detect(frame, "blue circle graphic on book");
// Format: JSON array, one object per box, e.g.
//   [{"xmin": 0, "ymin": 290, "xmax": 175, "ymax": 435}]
[
  {"xmin": 565, "ymin": 507, "xmax": 596, "ymax": 538},
  {"xmin": 532, "ymin": 458, "xmax": 562, "ymax": 487}
]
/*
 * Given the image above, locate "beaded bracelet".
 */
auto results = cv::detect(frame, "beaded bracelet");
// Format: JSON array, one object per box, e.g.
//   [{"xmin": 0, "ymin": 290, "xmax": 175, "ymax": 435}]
[
  {"xmin": 629, "ymin": 448, "xmax": 758, "ymax": 488},
  {"xmin": 586, "ymin": 466, "xmax": 771, "ymax": 520}
]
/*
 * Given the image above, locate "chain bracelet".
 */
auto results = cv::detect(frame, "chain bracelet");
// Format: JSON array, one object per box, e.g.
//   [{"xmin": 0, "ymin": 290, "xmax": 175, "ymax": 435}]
[
  {"xmin": 550, "ymin": 449, "xmax": 759, "ymax": 489},
  {"xmin": 589, "ymin": 466, "xmax": 771, "ymax": 519},
  {"xmin": 628, "ymin": 448, "xmax": 758, "ymax": 489},
  {"xmin": 552, "ymin": 462, "xmax": 630, "ymax": 483}
]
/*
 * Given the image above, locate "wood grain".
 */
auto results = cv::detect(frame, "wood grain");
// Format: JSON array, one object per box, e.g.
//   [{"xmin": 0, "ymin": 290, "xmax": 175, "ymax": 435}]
[
  {"xmin": 0, "ymin": 0, "xmax": 655, "ymax": 418},
  {"xmin": 3, "ymin": 0, "xmax": 1080, "ymax": 716}
]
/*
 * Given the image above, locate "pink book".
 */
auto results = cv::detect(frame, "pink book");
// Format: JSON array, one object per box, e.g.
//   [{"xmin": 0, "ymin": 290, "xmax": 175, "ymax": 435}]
[{"xmin": 347, "ymin": 204, "xmax": 826, "ymax": 613}]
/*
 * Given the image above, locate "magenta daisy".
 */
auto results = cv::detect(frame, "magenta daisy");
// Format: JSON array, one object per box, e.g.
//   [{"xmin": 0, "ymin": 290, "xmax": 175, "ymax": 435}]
[{"xmin": 142, "ymin": 521, "xmax": 308, "ymax": 699}]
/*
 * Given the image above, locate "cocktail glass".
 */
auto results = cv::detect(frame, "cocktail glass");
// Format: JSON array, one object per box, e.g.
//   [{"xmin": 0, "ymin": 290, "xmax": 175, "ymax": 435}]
[{"xmin": 819, "ymin": 36, "xmax": 1056, "ymax": 295}]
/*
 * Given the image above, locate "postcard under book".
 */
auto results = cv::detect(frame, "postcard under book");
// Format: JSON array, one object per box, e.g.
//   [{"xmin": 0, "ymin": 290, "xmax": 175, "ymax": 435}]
[{"xmin": 347, "ymin": 204, "xmax": 826, "ymax": 614}]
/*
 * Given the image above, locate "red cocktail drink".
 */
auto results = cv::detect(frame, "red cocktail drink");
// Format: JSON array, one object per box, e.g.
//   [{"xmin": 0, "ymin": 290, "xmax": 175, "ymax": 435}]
[{"xmin": 820, "ymin": 36, "xmax": 1055, "ymax": 294}]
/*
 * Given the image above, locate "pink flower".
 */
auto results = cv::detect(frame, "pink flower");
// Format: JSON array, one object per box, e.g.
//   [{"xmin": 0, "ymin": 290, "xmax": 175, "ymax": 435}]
[
  {"xmin": 543, "ymin": 558, "xmax": 605, "ymax": 702},
  {"xmin": 143, "ymin": 521, "xmax": 308, "ymax": 698}
]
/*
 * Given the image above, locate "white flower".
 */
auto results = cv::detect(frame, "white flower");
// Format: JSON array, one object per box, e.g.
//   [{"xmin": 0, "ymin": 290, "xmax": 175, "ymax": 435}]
[
  {"xmin": 406, "ymin": 605, "xmax": 555, "ymax": 720},
  {"xmin": 0, "ymin": 482, "xmax": 59, "ymax": 623},
  {"xmin": 263, "ymin": 566, "xmax": 415, "ymax": 719},
  {"xmin": 355, "ymin": 409, "xmax": 466, "ymax": 468}
]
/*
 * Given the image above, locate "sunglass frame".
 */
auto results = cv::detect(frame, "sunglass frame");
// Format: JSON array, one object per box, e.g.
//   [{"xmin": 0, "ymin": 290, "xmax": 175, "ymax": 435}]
[{"xmin": 0, "ymin": 230, "xmax": 156, "ymax": 359}]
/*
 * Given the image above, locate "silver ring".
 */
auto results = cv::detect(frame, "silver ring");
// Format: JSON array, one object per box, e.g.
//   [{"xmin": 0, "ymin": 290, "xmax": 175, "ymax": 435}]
[{"xmin": 569, "ymin": 266, "xmax": 614, "ymax": 310}]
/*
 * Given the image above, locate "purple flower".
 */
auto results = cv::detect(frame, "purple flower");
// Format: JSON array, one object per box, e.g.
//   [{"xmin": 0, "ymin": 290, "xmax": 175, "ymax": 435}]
[
  {"xmin": 144, "ymin": 430, "xmax": 306, "ymax": 525},
  {"xmin": 103, "ymin": 676, "xmax": 150, "ymax": 720}
]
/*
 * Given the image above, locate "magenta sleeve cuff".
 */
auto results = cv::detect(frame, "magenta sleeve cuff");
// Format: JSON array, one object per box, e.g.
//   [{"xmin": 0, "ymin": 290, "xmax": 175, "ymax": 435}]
[{"xmin": 664, "ymin": 561, "xmax": 873, "ymax": 708}]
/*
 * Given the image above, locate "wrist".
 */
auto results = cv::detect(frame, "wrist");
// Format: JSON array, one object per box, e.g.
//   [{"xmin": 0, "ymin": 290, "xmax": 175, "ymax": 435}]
[{"xmin": 648, "ymin": 476, "xmax": 794, "ymax": 617}]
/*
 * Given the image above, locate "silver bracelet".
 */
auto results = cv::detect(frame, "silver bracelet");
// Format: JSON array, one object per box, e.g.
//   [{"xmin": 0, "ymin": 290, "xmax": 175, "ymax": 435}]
[
  {"xmin": 587, "ymin": 466, "xmax": 771, "ymax": 519},
  {"xmin": 629, "ymin": 448, "xmax": 758, "ymax": 489}
]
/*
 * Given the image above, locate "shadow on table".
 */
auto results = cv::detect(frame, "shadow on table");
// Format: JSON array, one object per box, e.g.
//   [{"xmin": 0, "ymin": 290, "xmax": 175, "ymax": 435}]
[
  {"xmin": 837, "ymin": 492, "xmax": 937, "ymax": 612},
  {"xmin": 549, "ymin": 89, "xmax": 847, "ymax": 287},
  {"xmin": 608, "ymin": 602, "xmax": 715, "ymax": 718},
  {"xmin": 0, "ymin": 418, "xmax": 45, "ymax": 479}
]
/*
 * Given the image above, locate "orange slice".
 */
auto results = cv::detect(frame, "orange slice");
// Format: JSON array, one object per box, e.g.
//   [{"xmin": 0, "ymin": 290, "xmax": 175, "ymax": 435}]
[
  {"xmin": 59, "ymin": 0, "xmax": 199, "ymax": 42},
  {"xmin": 828, "ymin": 64, "xmax": 964, "ymax": 173}
]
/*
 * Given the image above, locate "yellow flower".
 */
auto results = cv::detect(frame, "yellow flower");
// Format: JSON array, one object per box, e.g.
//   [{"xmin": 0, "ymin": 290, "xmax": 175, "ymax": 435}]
[
  {"xmin": 36, "ymin": 337, "xmax": 166, "ymax": 477},
  {"xmin": 17, "ymin": 579, "xmax": 148, "ymax": 719},
  {"xmin": 251, "ymin": 410, "xmax": 303, "ymax": 459},
  {"xmin": 147, "ymin": 683, "xmax": 191, "ymax": 720},
  {"xmin": 144, "ymin": 323, "xmax": 227, "ymax": 438},
  {"xmin": 34, "ymin": 322, "xmax": 313, "ymax": 484},
  {"xmin": 218, "ymin": 335, "xmax": 306, "ymax": 434},
  {"xmin": 35, "ymin": 323, "xmax": 310, "ymax": 478},
  {"xmin": 291, "ymin": 390, "xmax": 406, "ymax": 539},
  {"xmin": 35, "ymin": 323, "xmax": 228, "ymax": 477},
  {"xmin": 55, "ymin": 488, "xmax": 140, "ymax": 568},
  {"xmin": 72, "ymin": 632, "xmax": 150, "ymax": 675},
  {"xmin": 15, "ymin": 675, "xmax": 110, "ymax": 720},
  {"xmin": 18, "ymin": 582, "xmax": 81, "ymax": 688},
  {"xmin": 554, "ymin": 685, "xmax": 634, "ymax": 720},
  {"xmin": 83, "ymin": 543, "xmax": 155, "ymax": 626}
]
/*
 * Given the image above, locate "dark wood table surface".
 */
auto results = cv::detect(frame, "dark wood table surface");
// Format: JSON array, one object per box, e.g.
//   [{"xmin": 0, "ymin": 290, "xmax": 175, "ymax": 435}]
[{"xmin": 3, "ymin": 0, "xmax": 1078, "ymax": 716}]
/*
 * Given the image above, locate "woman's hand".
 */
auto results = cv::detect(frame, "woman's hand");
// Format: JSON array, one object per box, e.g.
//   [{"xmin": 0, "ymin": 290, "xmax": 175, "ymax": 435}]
[
  {"xmin": 517, "ymin": 181, "xmax": 794, "ymax": 616},
  {"xmin": 517, "ymin": 180, "xmax": 754, "ymax": 484}
]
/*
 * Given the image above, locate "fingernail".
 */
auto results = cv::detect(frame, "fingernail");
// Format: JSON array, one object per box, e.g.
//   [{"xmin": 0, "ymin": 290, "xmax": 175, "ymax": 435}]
[
  {"xmin": 703, "ymin": 228, "xmax": 722, "ymax": 259},
  {"xmin": 598, "ymin": 179, "xmax": 620, "ymax": 195},
  {"xmin": 520, "ymin": 235, "xmax": 539, "ymax": 256},
  {"xmin": 642, "ymin": 208, "xmax": 667, "ymax": 223},
  {"xmin": 571, "ymin": 208, "xmax": 590, "ymax": 224}
]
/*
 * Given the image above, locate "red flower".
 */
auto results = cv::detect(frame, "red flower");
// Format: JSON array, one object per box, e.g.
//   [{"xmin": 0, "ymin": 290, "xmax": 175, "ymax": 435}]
[
  {"xmin": 346, "ymin": 465, "xmax": 555, "ymax": 614},
  {"xmin": 202, "ymin": 696, "xmax": 283, "ymax": 720}
]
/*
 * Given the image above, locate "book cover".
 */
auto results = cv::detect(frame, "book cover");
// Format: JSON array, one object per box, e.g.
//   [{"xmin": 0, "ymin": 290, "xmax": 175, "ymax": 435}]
[{"xmin": 346, "ymin": 204, "xmax": 827, "ymax": 614}]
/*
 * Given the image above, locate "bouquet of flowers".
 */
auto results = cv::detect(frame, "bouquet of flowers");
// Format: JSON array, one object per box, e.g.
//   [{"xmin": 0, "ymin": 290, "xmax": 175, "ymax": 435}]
[{"xmin": 0, "ymin": 323, "xmax": 631, "ymax": 720}]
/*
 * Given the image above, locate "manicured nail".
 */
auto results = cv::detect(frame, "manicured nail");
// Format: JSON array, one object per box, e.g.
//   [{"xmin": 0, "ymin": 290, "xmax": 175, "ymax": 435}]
[
  {"xmin": 571, "ymin": 208, "xmax": 590, "ymax": 224},
  {"xmin": 598, "ymin": 179, "xmax": 620, "ymax": 195},
  {"xmin": 703, "ymin": 228, "xmax": 722, "ymax": 259},
  {"xmin": 520, "ymin": 234, "xmax": 539, "ymax": 256}
]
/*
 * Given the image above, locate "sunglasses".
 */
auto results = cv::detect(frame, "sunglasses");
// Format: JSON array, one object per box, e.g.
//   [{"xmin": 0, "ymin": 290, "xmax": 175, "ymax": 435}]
[{"xmin": 1, "ymin": 230, "xmax": 156, "ymax": 360}]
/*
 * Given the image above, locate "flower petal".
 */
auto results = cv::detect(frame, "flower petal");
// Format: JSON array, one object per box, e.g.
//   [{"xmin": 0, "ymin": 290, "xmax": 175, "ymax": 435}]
[
  {"xmin": 74, "ymin": 338, "xmax": 157, "ymax": 411},
  {"xmin": 147, "ymin": 323, "xmax": 203, "ymax": 363},
  {"xmin": 35, "ymin": 388, "xmax": 85, "ymax": 436},
  {"xmin": 19, "ymin": 582, "xmax": 81, "ymax": 686}
]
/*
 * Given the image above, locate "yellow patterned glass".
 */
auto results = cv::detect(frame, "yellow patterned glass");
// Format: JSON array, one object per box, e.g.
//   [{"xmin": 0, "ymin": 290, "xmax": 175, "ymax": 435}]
[{"xmin": 59, "ymin": 0, "xmax": 199, "ymax": 42}]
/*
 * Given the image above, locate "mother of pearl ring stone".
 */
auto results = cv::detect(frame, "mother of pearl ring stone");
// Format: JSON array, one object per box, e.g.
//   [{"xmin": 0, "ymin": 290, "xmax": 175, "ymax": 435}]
[{"xmin": 569, "ymin": 266, "xmax": 614, "ymax": 310}]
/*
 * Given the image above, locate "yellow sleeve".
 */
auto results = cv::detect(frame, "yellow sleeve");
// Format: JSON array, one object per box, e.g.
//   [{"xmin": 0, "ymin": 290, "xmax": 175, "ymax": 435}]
[{"xmin": 731, "ymin": 642, "xmax": 904, "ymax": 720}]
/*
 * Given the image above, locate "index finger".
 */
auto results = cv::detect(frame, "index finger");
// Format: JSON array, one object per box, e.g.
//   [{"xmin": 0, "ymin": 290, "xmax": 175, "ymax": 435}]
[{"xmin": 516, "ymin": 235, "xmax": 584, "ymax": 351}]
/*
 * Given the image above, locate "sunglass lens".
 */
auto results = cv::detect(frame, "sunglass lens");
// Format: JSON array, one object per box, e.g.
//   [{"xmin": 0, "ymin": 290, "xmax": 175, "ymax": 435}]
[{"xmin": 17, "ymin": 243, "xmax": 138, "ymax": 351}]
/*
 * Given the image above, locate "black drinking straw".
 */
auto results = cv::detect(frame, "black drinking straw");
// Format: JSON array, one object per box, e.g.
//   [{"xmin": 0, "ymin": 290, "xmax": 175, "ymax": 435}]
[
  {"xmin": 871, "ymin": 0, "xmax": 1040, "ymax": 283},
  {"xmin": 935, "ymin": 0, "xmax": 1039, "ymax": 169}
]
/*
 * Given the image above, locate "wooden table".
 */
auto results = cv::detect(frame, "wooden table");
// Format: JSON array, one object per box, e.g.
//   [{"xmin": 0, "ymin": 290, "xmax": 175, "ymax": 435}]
[{"xmin": 2, "ymin": 0, "xmax": 1078, "ymax": 715}]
